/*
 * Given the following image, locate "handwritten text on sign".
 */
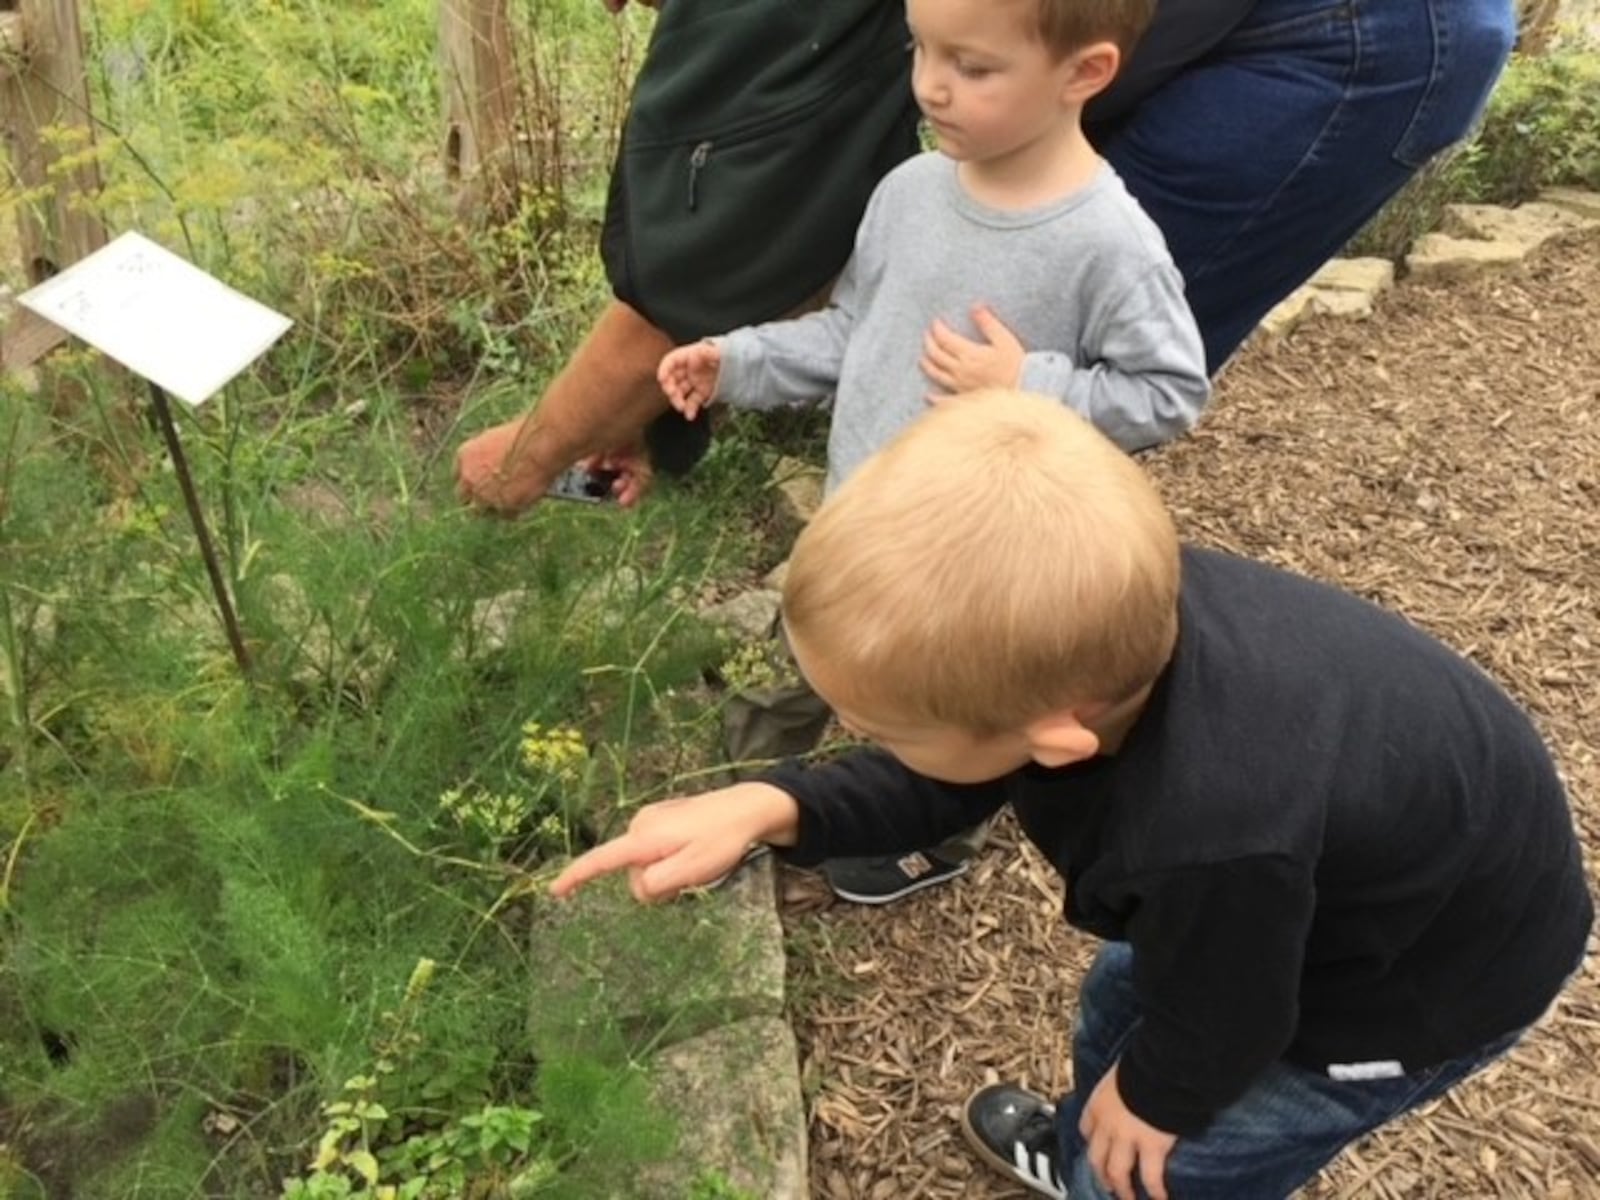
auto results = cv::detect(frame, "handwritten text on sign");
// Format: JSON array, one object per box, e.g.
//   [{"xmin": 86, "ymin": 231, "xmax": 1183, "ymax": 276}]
[{"xmin": 18, "ymin": 232, "xmax": 293, "ymax": 407}]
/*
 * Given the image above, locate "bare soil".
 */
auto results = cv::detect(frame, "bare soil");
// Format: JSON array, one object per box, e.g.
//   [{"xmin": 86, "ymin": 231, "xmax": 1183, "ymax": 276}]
[{"xmin": 784, "ymin": 231, "xmax": 1600, "ymax": 1200}]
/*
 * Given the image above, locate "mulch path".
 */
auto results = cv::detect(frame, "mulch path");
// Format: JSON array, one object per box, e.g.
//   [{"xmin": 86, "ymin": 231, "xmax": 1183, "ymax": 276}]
[{"xmin": 782, "ymin": 230, "xmax": 1600, "ymax": 1200}]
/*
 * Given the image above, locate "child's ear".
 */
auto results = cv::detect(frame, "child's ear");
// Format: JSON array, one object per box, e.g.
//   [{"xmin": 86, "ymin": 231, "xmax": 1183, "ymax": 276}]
[
  {"xmin": 1024, "ymin": 711, "xmax": 1100, "ymax": 768},
  {"xmin": 1061, "ymin": 41, "xmax": 1121, "ymax": 105}
]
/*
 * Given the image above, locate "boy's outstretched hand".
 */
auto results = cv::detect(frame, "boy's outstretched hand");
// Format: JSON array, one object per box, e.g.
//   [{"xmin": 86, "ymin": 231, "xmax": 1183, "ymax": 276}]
[
  {"xmin": 551, "ymin": 782, "xmax": 800, "ymax": 903},
  {"xmin": 1080, "ymin": 1063, "xmax": 1178, "ymax": 1200},
  {"xmin": 657, "ymin": 341, "xmax": 723, "ymax": 421},
  {"xmin": 921, "ymin": 305, "xmax": 1025, "ymax": 400}
]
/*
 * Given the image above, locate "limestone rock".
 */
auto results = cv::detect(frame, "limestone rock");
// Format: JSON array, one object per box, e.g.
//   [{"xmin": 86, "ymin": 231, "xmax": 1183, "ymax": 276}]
[
  {"xmin": 1308, "ymin": 256, "xmax": 1395, "ymax": 296},
  {"xmin": 1540, "ymin": 187, "xmax": 1600, "ymax": 222},
  {"xmin": 641, "ymin": 1016, "xmax": 809, "ymax": 1200},
  {"xmin": 771, "ymin": 456, "xmax": 826, "ymax": 527},
  {"xmin": 1404, "ymin": 234, "xmax": 1526, "ymax": 280},
  {"xmin": 527, "ymin": 854, "xmax": 786, "ymax": 1048},
  {"xmin": 700, "ymin": 588, "xmax": 782, "ymax": 641},
  {"xmin": 1309, "ymin": 288, "xmax": 1380, "ymax": 320},
  {"xmin": 1258, "ymin": 287, "xmax": 1315, "ymax": 338},
  {"xmin": 1440, "ymin": 201, "xmax": 1597, "ymax": 250},
  {"xmin": 470, "ymin": 587, "xmax": 530, "ymax": 654},
  {"xmin": 1259, "ymin": 255, "xmax": 1397, "ymax": 338}
]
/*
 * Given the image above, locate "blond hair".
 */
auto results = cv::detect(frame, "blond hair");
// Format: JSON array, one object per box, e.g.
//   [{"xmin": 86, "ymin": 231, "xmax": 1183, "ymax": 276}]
[
  {"xmin": 783, "ymin": 391, "xmax": 1179, "ymax": 734},
  {"xmin": 1036, "ymin": 0, "xmax": 1155, "ymax": 58}
]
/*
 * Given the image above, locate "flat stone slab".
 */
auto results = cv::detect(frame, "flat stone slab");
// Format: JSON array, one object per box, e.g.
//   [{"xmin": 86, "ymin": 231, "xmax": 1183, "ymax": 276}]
[
  {"xmin": 1441, "ymin": 201, "xmax": 1597, "ymax": 249},
  {"xmin": 1257, "ymin": 254, "xmax": 1395, "ymax": 337},
  {"xmin": 1311, "ymin": 289, "xmax": 1376, "ymax": 319},
  {"xmin": 468, "ymin": 587, "xmax": 531, "ymax": 654},
  {"xmin": 1310, "ymin": 256, "xmax": 1394, "ymax": 294},
  {"xmin": 1257, "ymin": 287, "xmax": 1315, "ymax": 338},
  {"xmin": 1404, "ymin": 233, "xmax": 1528, "ymax": 280},
  {"xmin": 700, "ymin": 588, "xmax": 782, "ymax": 641},
  {"xmin": 528, "ymin": 853, "xmax": 786, "ymax": 1050},
  {"xmin": 641, "ymin": 1015, "xmax": 809, "ymax": 1200},
  {"xmin": 1257, "ymin": 195, "xmax": 1600, "ymax": 338},
  {"xmin": 1540, "ymin": 187, "xmax": 1600, "ymax": 221},
  {"xmin": 771, "ymin": 456, "xmax": 826, "ymax": 528}
]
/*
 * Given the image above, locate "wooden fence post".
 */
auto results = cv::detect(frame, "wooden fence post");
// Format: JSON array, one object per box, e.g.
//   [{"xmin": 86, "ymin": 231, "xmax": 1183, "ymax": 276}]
[
  {"xmin": 1, "ymin": 0, "xmax": 106, "ymax": 369},
  {"xmin": 438, "ymin": 0, "xmax": 514, "ymax": 205}
]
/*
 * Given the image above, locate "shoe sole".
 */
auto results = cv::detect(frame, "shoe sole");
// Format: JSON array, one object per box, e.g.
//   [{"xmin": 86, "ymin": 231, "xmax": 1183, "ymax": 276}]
[
  {"xmin": 826, "ymin": 858, "xmax": 970, "ymax": 905},
  {"xmin": 959, "ymin": 1101, "xmax": 1064, "ymax": 1200}
]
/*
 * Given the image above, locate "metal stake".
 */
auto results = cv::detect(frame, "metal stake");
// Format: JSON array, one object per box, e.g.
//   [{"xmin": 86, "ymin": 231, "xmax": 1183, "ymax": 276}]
[{"xmin": 146, "ymin": 378, "xmax": 252, "ymax": 677}]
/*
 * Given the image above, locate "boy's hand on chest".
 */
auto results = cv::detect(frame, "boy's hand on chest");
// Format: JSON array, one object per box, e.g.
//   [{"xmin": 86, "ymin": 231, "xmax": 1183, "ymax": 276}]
[{"xmin": 920, "ymin": 304, "xmax": 1025, "ymax": 401}]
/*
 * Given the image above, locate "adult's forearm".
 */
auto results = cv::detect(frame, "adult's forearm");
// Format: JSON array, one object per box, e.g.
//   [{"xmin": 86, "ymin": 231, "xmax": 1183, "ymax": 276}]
[{"xmin": 457, "ymin": 299, "xmax": 676, "ymax": 512}]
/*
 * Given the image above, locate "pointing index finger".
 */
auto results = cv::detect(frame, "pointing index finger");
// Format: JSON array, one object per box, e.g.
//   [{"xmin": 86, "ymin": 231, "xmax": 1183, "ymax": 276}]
[{"xmin": 550, "ymin": 833, "xmax": 668, "ymax": 898}]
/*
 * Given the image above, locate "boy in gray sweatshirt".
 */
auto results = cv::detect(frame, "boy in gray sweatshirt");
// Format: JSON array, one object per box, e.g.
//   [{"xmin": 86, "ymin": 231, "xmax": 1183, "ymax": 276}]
[{"xmin": 658, "ymin": 0, "xmax": 1208, "ymax": 492}]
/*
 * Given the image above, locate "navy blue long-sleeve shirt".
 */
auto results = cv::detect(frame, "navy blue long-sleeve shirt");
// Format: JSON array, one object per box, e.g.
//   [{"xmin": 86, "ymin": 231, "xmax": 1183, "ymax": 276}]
[{"xmin": 765, "ymin": 547, "xmax": 1592, "ymax": 1135}]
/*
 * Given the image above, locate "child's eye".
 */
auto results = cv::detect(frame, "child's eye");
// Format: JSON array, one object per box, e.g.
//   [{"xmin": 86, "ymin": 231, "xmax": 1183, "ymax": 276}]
[{"xmin": 955, "ymin": 60, "xmax": 993, "ymax": 79}]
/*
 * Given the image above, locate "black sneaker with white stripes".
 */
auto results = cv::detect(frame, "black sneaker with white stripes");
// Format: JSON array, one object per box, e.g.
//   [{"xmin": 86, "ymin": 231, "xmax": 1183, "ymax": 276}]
[{"xmin": 961, "ymin": 1083, "xmax": 1068, "ymax": 1199}]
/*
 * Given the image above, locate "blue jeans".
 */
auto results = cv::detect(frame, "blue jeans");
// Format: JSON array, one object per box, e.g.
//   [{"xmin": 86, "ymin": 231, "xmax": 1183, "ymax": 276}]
[
  {"xmin": 1095, "ymin": 0, "xmax": 1517, "ymax": 372},
  {"xmin": 1054, "ymin": 944, "xmax": 1524, "ymax": 1200}
]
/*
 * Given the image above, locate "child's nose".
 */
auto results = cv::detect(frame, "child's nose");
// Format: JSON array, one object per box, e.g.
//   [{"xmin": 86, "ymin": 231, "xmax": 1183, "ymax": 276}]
[{"xmin": 912, "ymin": 61, "xmax": 945, "ymax": 108}]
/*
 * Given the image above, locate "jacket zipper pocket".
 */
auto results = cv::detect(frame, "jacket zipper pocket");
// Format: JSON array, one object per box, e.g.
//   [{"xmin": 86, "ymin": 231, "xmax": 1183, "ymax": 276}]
[{"xmin": 687, "ymin": 140, "xmax": 712, "ymax": 211}]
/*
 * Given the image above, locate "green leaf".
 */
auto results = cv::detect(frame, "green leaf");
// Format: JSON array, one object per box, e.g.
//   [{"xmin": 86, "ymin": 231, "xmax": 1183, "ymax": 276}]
[{"xmin": 346, "ymin": 1150, "xmax": 380, "ymax": 1186}]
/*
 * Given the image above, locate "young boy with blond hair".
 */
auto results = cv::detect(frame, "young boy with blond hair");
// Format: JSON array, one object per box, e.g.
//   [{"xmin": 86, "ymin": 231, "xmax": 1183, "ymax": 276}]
[
  {"xmin": 553, "ymin": 393, "xmax": 1592, "ymax": 1199},
  {"xmin": 662, "ymin": 0, "xmax": 1209, "ymax": 904}
]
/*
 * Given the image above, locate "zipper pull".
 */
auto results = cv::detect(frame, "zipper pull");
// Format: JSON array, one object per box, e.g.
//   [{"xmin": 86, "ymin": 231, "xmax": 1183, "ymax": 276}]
[{"xmin": 687, "ymin": 140, "xmax": 712, "ymax": 211}]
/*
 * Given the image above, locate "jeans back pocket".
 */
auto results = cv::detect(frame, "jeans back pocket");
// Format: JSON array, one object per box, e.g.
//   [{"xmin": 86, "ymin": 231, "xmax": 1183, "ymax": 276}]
[{"xmin": 1392, "ymin": 0, "xmax": 1516, "ymax": 169}]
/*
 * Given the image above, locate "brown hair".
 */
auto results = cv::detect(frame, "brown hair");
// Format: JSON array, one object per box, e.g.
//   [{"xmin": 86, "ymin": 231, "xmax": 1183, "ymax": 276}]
[
  {"xmin": 783, "ymin": 391, "xmax": 1180, "ymax": 735},
  {"xmin": 1036, "ymin": 0, "xmax": 1156, "ymax": 58}
]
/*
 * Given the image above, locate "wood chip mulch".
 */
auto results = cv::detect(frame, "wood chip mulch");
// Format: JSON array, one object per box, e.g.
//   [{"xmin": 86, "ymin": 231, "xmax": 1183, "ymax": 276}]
[{"xmin": 782, "ymin": 231, "xmax": 1600, "ymax": 1200}]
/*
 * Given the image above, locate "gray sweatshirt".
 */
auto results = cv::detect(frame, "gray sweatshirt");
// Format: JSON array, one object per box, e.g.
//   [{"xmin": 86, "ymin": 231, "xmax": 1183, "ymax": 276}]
[{"xmin": 714, "ymin": 152, "xmax": 1209, "ymax": 491}]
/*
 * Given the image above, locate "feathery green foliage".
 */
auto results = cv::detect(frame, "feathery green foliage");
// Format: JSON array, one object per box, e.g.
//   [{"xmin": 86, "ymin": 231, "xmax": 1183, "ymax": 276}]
[{"xmin": 1, "ymin": 2, "xmax": 772, "ymax": 1194}]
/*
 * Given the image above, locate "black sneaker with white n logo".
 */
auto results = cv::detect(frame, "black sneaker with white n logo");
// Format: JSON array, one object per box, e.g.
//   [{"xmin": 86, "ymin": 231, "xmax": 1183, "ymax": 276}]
[
  {"xmin": 961, "ymin": 1083, "xmax": 1068, "ymax": 1199},
  {"xmin": 820, "ymin": 849, "xmax": 970, "ymax": 905}
]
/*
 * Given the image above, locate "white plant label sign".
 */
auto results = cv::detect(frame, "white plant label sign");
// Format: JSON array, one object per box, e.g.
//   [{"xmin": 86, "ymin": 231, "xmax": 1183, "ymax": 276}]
[{"xmin": 17, "ymin": 231, "xmax": 293, "ymax": 407}]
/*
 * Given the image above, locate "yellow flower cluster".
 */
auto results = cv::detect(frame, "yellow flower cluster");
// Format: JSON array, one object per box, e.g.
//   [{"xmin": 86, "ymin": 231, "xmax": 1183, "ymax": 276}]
[
  {"xmin": 519, "ymin": 722, "xmax": 588, "ymax": 784},
  {"xmin": 438, "ymin": 787, "xmax": 526, "ymax": 841},
  {"xmin": 719, "ymin": 640, "xmax": 790, "ymax": 692}
]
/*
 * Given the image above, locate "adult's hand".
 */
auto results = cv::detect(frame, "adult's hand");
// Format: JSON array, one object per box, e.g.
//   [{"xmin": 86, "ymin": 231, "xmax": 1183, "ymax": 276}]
[
  {"xmin": 551, "ymin": 782, "xmax": 800, "ymax": 903},
  {"xmin": 456, "ymin": 425, "xmax": 658, "ymax": 513},
  {"xmin": 456, "ymin": 417, "xmax": 548, "ymax": 514},
  {"xmin": 1079, "ymin": 1063, "xmax": 1178, "ymax": 1200},
  {"xmin": 581, "ymin": 449, "xmax": 653, "ymax": 508}
]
